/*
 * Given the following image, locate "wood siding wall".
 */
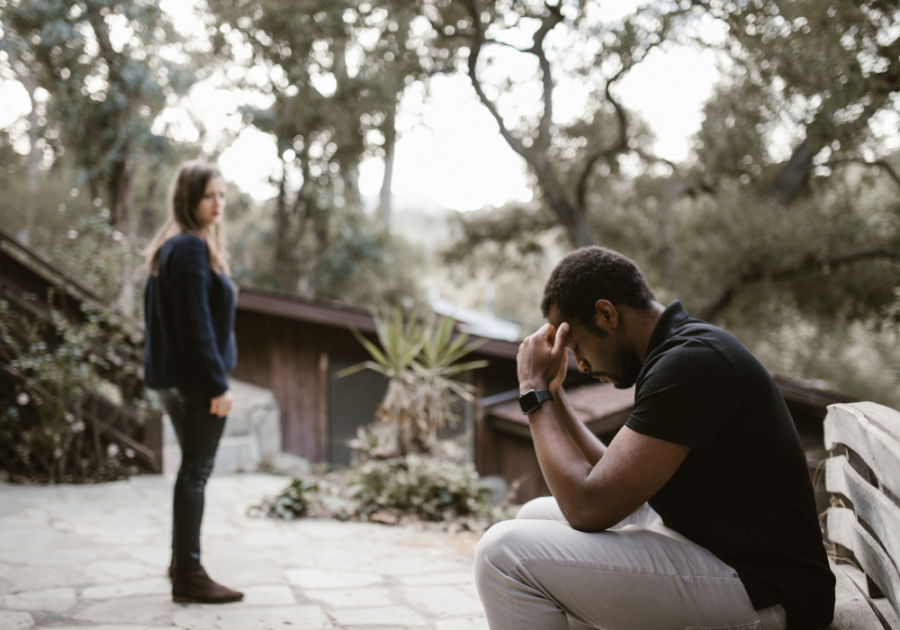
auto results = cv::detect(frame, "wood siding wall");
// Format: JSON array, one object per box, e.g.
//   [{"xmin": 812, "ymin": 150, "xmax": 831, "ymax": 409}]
[
  {"xmin": 233, "ymin": 310, "xmax": 365, "ymax": 461},
  {"xmin": 233, "ymin": 307, "xmax": 520, "ymax": 464}
]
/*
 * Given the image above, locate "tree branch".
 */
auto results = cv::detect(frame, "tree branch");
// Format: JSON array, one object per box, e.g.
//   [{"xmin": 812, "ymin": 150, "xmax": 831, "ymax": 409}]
[
  {"xmin": 576, "ymin": 75, "xmax": 628, "ymax": 209},
  {"xmin": 531, "ymin": 2, "xmax": 564, "ymax": 153},
  {"xmin": 824, "ymin": 158, "xmax": 900, "ymax": 188},
  {"xmin": 574, "ymin": 8, "xmax": 683, "ymax": 210},
  {"xmin": 699, "ymin": 248, "xmax": 900, "ymax": 322},
  {"xmin": 463, "ymin": 0, "xmax": 528, "ymax": 159},
  {"xmin": 483, "ymin": 38, "xmax": 530, "ymax": 53}
]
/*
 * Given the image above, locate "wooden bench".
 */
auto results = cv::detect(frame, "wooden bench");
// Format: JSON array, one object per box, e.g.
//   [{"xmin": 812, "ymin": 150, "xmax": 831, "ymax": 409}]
[{"xmin": 824, "ymin": 402, "xmax": 900, "ymax": 629}]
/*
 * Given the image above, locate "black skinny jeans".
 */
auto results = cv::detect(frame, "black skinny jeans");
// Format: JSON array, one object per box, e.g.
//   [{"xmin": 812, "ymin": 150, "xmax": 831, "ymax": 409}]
[{"xmin": 158, "ymin": 385, "xmax": 226, "ymax": 570}]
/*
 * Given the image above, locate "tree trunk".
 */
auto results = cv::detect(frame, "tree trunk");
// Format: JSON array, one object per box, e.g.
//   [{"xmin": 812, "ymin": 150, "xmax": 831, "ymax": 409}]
[
  {"xmin": 107, "ymin": 154, "xmax": 136, "ymax": 316},
  {"xmin": 273, "ymin": 155, "xmax": 298, "ymax": 292},
  {"xmin": 656, "ymin": 178, "xmax": 705, "ymax": 296},
  {"xmin": 2, "ymin": 21, "xmax": 41, "ymax": 244},
  {"xmin": 343, "ymin": 164, "xmax": 361, "ymax": 208},
  {"xmin": 379, "ymin": 105, "xmax": 397, "ymax": 228},
  {"xmin": 108, "ymin": 154, "xmax": 134, "ymax": 232},
  {"xmin": 536, "ymin": 170, "xmax": 595, "ymax": 248},
  {"xmin": 765, "ymin": 134, "xmax": 825, "ymax": 206},
  {"xmin": 23, "ymin": 87, "xmax": 41, "ymax": 194},
  {"xmin": 138, "ymin": 174, "xmax": 160, "ymax": 238},
  {"xmin": 17, "ymin": 80, "xmax": 40, "ymax": 245}
]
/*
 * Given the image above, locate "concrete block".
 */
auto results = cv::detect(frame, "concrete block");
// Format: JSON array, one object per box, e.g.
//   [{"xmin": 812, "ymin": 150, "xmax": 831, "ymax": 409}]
[
  {"xmin": 240, "ymin": 585, "xmax": 297, "ymax": 606},
  {"xmin": 72, "ymin": 595, "xmax": 180, "ymax": 626},
  {"xmin": 0, "ymin": 611, "xmax": 34, "ymax": 630},
  {"xmin": 302, "ymin": 587, "xmax": 394, "ymax": 608},
  {"xmin": 81, "ymin": 578, "xmax": 171, "ymax": 600},
  {"xmin": 3, "ymin": 587, "xmax": 77, "ymax": 613},
  {"xmin": 285, "ymin": 569, "xmax": 383, "ymax": 589},
  {"xmin": 162, "ymin": 378, "xmax": 282, "ymax": 474},
  {"xmin": 400, "ymin": 585, "xmax": 485, "ymax": 617},
  {"xmin": 173, "ymin": 604, "xmax": 328, "ymax": 630},
  {"xmin": 330, "ymin": 605, "xmax": 430, "ymax": 627}
]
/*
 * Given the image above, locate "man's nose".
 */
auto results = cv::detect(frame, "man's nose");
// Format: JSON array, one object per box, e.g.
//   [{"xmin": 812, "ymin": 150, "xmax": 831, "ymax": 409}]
[{"xmin": 577, "ymin": 359, "xmax": 590, "ymax": 373}]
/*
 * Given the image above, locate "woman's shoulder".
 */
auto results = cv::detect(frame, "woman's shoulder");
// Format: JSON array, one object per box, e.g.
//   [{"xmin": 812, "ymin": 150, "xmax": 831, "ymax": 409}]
[
  {"xmin": 162, "ymin": 233, "xmax": 208, "ymax": 257},
  {"xmin": 158, "ymin": 233, "xmax": 211, "ymax": 276}
]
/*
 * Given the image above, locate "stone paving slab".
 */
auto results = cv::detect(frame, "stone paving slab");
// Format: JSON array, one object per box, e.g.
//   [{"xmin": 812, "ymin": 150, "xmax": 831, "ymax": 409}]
[{"xmin": 0, "ymin": 474, "xmax": 489, "ymax": 630}]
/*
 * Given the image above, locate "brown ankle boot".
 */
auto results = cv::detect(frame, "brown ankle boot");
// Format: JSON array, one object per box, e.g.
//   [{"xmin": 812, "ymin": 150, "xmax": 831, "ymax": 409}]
[{"xmin": 172, "ymin": 566, "xmax": 243, "ymax": 604}]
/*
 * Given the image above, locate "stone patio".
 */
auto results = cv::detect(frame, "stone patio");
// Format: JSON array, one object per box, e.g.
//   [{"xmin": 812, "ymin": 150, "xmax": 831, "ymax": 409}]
[{"xmin": 0, "ymin": 473, "xmax": 489, "ymax": 630}]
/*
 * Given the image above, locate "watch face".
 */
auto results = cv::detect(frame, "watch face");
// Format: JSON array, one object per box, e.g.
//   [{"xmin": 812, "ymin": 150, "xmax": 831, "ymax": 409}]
[{"xmin": 519, "ymin": 390, "xmax": 540, "ymax": 415}]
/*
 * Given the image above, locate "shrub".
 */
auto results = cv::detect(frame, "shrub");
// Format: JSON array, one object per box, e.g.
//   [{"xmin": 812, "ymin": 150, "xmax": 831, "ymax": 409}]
[
  {"xmin": 340, "ymin": 309, "xmax": 488, "ymax": 455},
  {"xmin": 250, "ymin": 477, "xmax": 320, "ymax": 520},
  {"xmin": 0, "ymin": 296, "xmax": 158, "ymax": 483},
  {"xmin": 350, "ymin": 455, "xmax": 490, "ymax": 521}
]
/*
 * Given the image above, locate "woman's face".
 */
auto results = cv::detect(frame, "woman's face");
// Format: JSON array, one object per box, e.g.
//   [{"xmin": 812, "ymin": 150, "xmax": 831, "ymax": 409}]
[{"xmin": 195, "ymin": 176, "xmax": 226, "ymax": 229}]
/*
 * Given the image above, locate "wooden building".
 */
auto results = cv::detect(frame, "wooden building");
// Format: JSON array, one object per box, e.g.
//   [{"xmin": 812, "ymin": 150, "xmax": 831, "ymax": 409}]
[
  {"xmin": 478, "ymin": 377, "xmax": 849, "ymax": 504},
  {"xmin": 232, "ymin": 287, "xmax": 521, "ymax": 464},
  {"xmin": 0, "ymin": 227, "xmax": 162, "ymax": 474},
  {"xmin": 476, "ymin": 383, "xmax": 633, "ymax": 502}
]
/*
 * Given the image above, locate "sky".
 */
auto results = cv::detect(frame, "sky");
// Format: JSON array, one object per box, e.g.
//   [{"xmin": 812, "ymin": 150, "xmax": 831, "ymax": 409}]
[{"xmin": 0, "ymin": 1, "xmax": 722, "ymax": 212}]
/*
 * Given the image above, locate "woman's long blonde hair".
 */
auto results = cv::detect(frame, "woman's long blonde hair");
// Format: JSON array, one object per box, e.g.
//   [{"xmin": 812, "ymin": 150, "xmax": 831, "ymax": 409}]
[{"xmin": 144, "ymin": 161, "xmax": 230, "ymax": 276}]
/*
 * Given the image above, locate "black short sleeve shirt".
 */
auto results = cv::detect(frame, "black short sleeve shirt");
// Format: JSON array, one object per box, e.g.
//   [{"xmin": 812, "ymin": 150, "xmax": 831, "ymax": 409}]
[{"xmin": 625, "ymin": 302, "xmax": 835, "ymax": 630}]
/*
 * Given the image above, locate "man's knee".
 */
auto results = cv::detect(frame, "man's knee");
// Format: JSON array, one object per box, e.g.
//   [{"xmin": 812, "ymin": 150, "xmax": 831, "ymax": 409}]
[
  {"xmin": 476, "ymin": 520, "xmax": 518, "ymax": 578},
  {"xmin": 516, "ymin": 496, "xmax": 565, "ymax": 521},
  {"xmin": 476, "ymin": 518, "xmax": 548, "ymax": 584}
]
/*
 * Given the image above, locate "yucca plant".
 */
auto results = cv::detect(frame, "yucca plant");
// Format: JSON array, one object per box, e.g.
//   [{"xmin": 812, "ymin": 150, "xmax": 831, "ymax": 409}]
[{"xmin": 340, "ymin": 308, "xmax": 488, "ymax": 456}]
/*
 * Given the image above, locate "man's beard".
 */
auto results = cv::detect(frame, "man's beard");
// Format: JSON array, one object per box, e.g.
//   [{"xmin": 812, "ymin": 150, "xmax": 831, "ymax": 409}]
[{"xmin": 613, "ymin": 348, "xmax": 642, "ymax": 389}]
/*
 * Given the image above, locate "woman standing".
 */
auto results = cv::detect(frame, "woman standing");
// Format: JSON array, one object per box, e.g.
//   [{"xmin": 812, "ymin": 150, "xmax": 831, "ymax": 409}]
[{"xmin": 143, "ymin": 161, "xmax": 242, "ymax": 604}]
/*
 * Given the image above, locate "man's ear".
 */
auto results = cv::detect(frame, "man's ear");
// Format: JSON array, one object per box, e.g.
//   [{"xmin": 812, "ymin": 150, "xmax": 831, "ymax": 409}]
[{"xmin": 593, "ymin": 300, "xmax": 619, "ymax": 330}]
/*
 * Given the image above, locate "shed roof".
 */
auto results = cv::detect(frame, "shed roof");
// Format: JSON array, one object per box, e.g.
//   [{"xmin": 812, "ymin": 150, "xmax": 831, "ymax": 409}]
[
  {"xmin": 236, "ymin": 285, "xmax": 521, "ymax": 360},
  {"xmin": 484, "ymin": 376, "xmax": 849, "ymax": 440},
  {"xmin": 486, "ymin": 382, "xmax": 635, "ymax": 439}
]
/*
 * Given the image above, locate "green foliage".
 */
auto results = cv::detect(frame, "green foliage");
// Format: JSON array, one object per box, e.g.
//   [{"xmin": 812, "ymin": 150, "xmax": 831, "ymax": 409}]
[
  {"xmin": 443, "ymin": 203, "xmax": 564, "ymax": 278},
  {"xmin": 419, "ymin": 313, "xmax": 490, "ymax": 378},
  {"xmin": 350, "ymin": 454, "xmax": 490, "ymax": 521},
  {"xmin": 341, "ymin": 308, "xmax": 487, "ymax": 455},
  {"xmin": 342, "ymin": 308, "xmax": 424, "ymax": 379},
  {"xmin": 228, "ymin": 204, "xmax": 423, "ymax": 309},
  {"xmin": 0, "ymin": 296, "xmax": 157, "ymax": 483},
  {"xmin": 2, "ymin": 0, "xmax": 196, "ymax": 228},
  {"xmin": 251, "ymin": 477, "xmax": 320, "ymax": 521},
  {"xmin": 251, "ymin": 446, "xmax": 517, "ymax": 527},
  {"xmin": 206, "ymin": 0, "xmax": 459, "ymax": 296}
]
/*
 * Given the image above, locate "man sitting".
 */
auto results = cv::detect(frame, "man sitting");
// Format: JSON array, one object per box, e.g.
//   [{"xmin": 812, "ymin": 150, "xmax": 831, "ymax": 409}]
[{"xmin": 475, "ymin": 246, "xmax": 834, "ymax": 630}]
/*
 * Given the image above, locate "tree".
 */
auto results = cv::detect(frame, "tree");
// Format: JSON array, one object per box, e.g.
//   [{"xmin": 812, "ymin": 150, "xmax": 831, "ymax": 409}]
[
  {"xmin": 206, "ymin": 0, "xmax": 457, "ymax": 293},
  {"xmin": 674, "ymin": 0, "xmax": 900, "ymax": 319},
  {"xmin": 446, "ymin": 0, "xmax": 900, "ymax": 322},
  {"xmin": 1, "ymin": 0, "xmax": 195, "ymax": 233},
  {"xmin": 417, "ymin": 0, "xmax": 685, "ymax": 247},
  {"xmin": 689, "ymin": 0, "xmax": 900, "ymax": 206}
]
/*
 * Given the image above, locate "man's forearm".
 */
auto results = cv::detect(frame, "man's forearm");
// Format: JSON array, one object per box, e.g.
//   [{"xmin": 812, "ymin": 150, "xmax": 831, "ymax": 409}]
[
  {"xmin": 527, "ymin": 401, "xmax": 596, "ymax": 523},
  {"xmin": 552, "ymin": 386, "xmax": 607, "ymax": 466}
]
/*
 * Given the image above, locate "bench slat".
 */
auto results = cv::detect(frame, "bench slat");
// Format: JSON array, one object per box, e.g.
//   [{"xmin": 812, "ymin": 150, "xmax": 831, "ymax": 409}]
[
  {"xmin": 829, "ymin": 561, "xmax": 897, "ymax": 630},
  {"xmin": 827, "ymin": 507, "xmax": 900, "ymax": 618},
  {"xmin": 826, "ymin": 455, "xmax": 900, "ymax": 569},
  {"xmin": 825, "ymin": 403, "xmax": 900, "ymax": 499}
]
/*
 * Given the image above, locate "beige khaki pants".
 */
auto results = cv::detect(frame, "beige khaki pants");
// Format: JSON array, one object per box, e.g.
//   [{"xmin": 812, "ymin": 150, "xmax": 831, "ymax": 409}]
[{"xmin": 475, "ymin": 497, "xmax": 787, "ymax": 630}]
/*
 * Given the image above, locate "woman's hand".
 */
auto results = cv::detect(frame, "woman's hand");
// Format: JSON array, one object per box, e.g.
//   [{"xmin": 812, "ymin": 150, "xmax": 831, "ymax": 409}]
[{"xmin": 210, "ymin": 390, "xmax": 233, "ymax": 418}]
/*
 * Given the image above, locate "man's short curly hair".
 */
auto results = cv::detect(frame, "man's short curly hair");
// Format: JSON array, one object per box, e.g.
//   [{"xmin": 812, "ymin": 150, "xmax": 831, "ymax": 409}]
[{"xmin": 541, "ymin": 247, "xmax": 656, "ymax": 327}]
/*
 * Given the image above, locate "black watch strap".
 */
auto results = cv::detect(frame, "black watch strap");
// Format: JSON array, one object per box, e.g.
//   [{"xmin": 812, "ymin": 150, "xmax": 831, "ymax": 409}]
[{"xmin": 519, "ymin": 389, "xmax": 554, "ymax": 415}]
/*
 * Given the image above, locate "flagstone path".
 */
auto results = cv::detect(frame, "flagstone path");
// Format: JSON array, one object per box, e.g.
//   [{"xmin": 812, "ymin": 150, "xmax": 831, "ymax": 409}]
[{"xmin": 0, "ymin": 474, "xmax": 489, "ymax": 630}]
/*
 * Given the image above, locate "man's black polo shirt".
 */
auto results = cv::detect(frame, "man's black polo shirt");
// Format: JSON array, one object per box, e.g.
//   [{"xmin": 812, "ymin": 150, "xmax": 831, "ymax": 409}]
[{"xmin": 625, "ymin": 302, "xmax": 834, "ymax": 630}]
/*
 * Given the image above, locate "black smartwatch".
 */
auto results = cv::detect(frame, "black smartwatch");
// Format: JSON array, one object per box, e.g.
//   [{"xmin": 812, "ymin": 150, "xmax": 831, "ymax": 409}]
[{"xmin": 519, "ymin": 389, "xmax": 554, "ymax": 415}]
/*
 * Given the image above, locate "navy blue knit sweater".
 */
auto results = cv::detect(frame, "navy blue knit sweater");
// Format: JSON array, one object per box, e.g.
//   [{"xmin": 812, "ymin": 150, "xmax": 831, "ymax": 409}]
[{"xmin": 143, "ymin": 233, "xmax": 236, "ymax": 398}]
